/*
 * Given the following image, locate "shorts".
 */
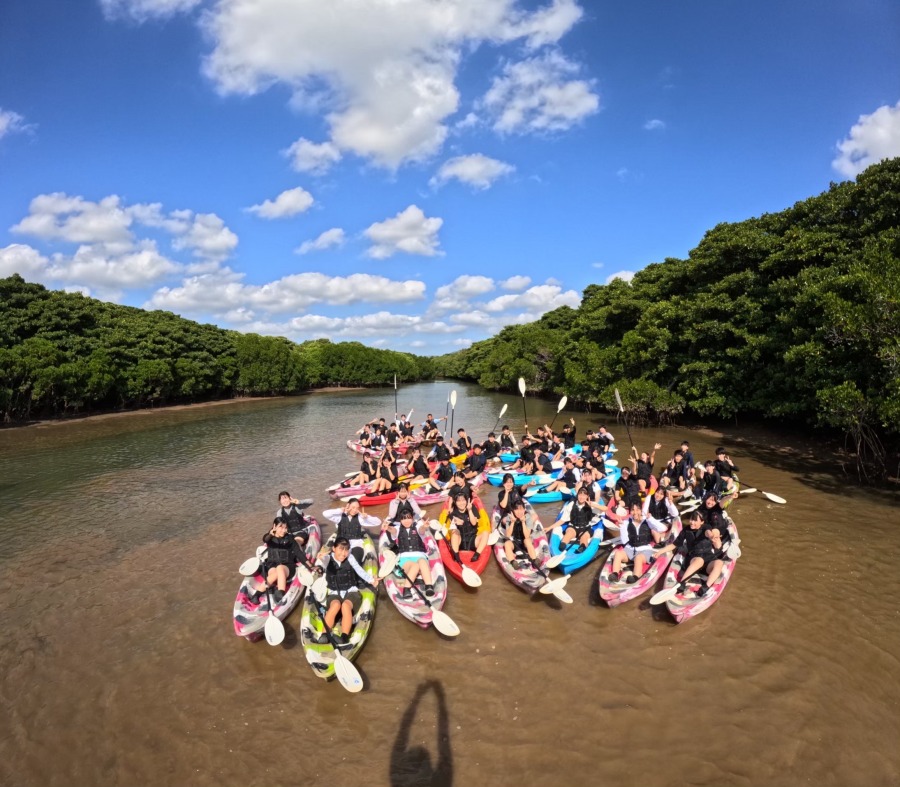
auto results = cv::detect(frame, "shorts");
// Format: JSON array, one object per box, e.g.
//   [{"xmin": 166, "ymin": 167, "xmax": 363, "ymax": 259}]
[
  {"xmin": 398, "ymin": 552, "xmax": 427, "ymax": 567},
  {"xmin": 623, "ymin": 545, "xmax": 653, "ymax": 561},
  {"xmin": 325, "ymin": 590, "xmax": 362, "ymax": 612}
]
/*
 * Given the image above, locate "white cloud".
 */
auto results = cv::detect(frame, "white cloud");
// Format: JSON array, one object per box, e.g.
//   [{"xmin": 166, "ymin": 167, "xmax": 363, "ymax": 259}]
[
  {"xmin": 296, "ymin": 227, "xmax": 345, "ymax": 255},
  {"xmin": 833, "ymin": 101, "xmax": 900, "ymax": 178},
  {"xmin": 482, "ymin": 50, "xmax": 599, "ymax": 134},
  {"xmin": 0, "ymin": 244, "xmax": 49, "ymax": 279},
  {"xmin": 591, "ymin": 261, "xmax": 604, "ymax": 268},
  {"xmin": 605, "ymin": 270, "xmax": 634, "ymax": 284},
  {"xmin": 431, "ymin": 154, "xmax": 515, "ymax": 190},
  {"xmin": 0, "ymin": 108, "xmax": 29, "ymax": 140},
  {"xmin": 643, "ymin": 119, "xmax": 665, "ymax": 131},
  {"xmin": 483, "ymin": 282, "xmax": 580, "ymax": 312},
  {"xmin": 12, "ymin": 193, "xmax": 134, "ymax": 251},
  {"xmin": 364, "ymin": 205, "xmax": 442, "ymax": 259},
  {"xmin": 196, "ymin": 0, "xmax": 586, "ymax": 169},
  {"xmin": 285, "ymin": 138, "xmax": 342, "ymax": 175},
  {"xmin": 170, "ymin": 213, "xmax": 238, "ymax": 261},
  {"xmin": 99, "ymin": 0, "xmax": 202, "ymax": 22},
  {"xmin": 146, "ymin": 270, "xmax": 426, "ymax": 317},
  {"xmin": 51, "ymin": 241, "xmax": 181, "ymax": 289},
  {"xmin": 500, "ymin": 274, "xmax": 531, "ymax": 290},
  {"xmin": 246, "ymin": 187, "xmax": 314, "ymax": 219},
  {"xmin": 432, "ymin": 274, "xmax": 495, "ymax": 313},
  {"xmin": 616, "ymin": 167, "xmax": 629, "ymax": 181}
]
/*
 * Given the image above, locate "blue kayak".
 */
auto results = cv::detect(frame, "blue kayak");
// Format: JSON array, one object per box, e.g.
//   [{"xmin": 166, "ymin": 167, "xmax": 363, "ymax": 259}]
[
  {"xmin": 486, "ymin": 469, "xmax": 561, "ymax": 487},
  {"xmin": 548, "ymin": 507, "xmax": 606, "ymax": 573}
]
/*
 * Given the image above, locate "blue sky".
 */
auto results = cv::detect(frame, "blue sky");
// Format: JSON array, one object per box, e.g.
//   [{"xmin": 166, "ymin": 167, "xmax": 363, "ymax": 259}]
[{"xmin": 1, "ymin": 0, "xmax": 899, "ymax": 353}]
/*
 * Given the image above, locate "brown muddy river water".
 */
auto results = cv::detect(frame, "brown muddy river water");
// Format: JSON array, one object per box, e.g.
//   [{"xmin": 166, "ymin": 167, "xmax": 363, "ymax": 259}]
[{"xmin": 1, "ymin": 382, "xmax": 898, "ymax": 787}]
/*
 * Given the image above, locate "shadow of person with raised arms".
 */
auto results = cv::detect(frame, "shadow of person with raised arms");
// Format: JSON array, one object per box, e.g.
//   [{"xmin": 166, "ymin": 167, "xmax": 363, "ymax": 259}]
[{"xmin": 390, "ymin": 679, "xmax": 453, "ymax": 787}]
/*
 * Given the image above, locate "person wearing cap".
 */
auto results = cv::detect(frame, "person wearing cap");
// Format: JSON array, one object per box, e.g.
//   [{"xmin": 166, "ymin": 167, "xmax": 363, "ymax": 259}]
[
  {"xmin": 553, "ymin": 486, "xmax": 605, "ymax": 553},
  {"xmin": 386, "ymin": 511, "xmax": 436, "ymax": 598}
]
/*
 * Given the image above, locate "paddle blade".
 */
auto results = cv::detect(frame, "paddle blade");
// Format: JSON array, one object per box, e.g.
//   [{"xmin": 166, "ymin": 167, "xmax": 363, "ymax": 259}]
[
  {"xmin": 333, "ymin": 653, "xmax": 364, "ymax": 693},
  {"xmin": 431, "ymin": 609, "xmax": 461, "ymax": 637},
  {"xmin": 557, "ymin": 395, "xmax": 568, "ymax": 412},
  {"xmin": 487, "ymin": 529, "xmax": 500, "ymax": 546},
  {"xmin": 552, "ymin": 588, "xmax": 574, "ymax": 604},
  {"xmin": 605, "ymin": 459, "xmax": 619, "ymax": 467},
  {"xmin": 450, "ymin": 390, "xmax": 457, "ymax": 408},
  {"xmin": 297, "ymin": 565, "xmax": 315, "ymax": 587},
  {"xmin": 264, "ymin": 614, "xmax": 286, "ymax": 646},
  {"xmin": 460, "ymin": 565, "xmax": 483, "ymax": 588},
  {"xmin": 597, "ymin": 537, "xmax": 619, "ymax": 548},
  {"xmin": 650, "ymin": 585, "xmax": 680, "ymax": 605},
  {"xmin": 499, "ymin": 403, "xmax": 508, "ymax": 418},
  {"xmin": 545, "ymin": 552, "xmax": 566, "ymax": 569},
  {"xmin": 312, "ymin": 576, "xmax": 328, "ymax": 602},
  {"xmin": 762, "ymin": 491, "xmax": 787, "ymax": 504},
  {"xmin": 539, "ymin": 574, "xmax": 569, "ymax": 595},
  {"xmin": 518, "ymin": 377, "xmax": 526, "ymax": 396},
  {"xmin": 239, "ymin": 556, "xmax": 260, "ymax": 576},
  {"xmin": 740, "ymin": 487, "xmax": 758, "ymax": 495},
  {"xmin": 614, "ymin": 388, "xmax": 624, "ymax": 412},
  {"xmin": 378, "ymin": 549, "xmax": 398, "ymax": 579}
]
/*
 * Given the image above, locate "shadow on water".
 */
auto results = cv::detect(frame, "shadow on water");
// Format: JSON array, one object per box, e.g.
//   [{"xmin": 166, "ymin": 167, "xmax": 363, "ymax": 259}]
[{"xmin": 390, "ymin": 679, "xmax": 453, "ymax": 787}]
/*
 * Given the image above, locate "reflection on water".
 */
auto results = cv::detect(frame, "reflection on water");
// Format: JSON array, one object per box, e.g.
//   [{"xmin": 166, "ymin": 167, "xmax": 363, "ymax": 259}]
[{"xmin": 0, "ymin": 382, "xmax": 899, "ymax": 787}]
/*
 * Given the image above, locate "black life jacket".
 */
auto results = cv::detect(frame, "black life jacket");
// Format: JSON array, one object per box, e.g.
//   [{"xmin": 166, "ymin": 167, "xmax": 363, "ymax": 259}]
[
  {"xmin": 626, "ymin": 518, "xmax": 653, "ymax": 548},
  {"xmin": 393, "ymin": 498, "xmax": 415, "ymax": 520},
  {"xmin": 702, "ymin": 506, "xmax": 726, "ymax": 533},
  {"xmin": 569, "ymin": 502, "xmax": 595, "ymax": 533},
  {"xmin": 482, "ymin": 439, "xmax": 499, "ymax": 458},
  {"xmin": 433, "ymin": 443, "xmax": 451, "ymax": 461},
  {"xmin": 561, "ymin": 469, "xmax": 579, "ymax": 486},
  {"xmin": 265, "ymin": 534, "xmax": 295, "ymax": 566},
  {"xmin": 397, "ymin": 525, "xmax": 426, "ymax": 553},
  {"xmin": 466, "ymin": 453, "xmax": 486, "ymax": 473},
  {"xmin": 326, "ymin": 557, "xmax": 360, "ymax": 592},
  {"xmin": 500, "ymin": 433, "xmax": 515, "ymax": 448},
  {"xmin": 434, "ymin": 463, "xmax": 454, "ymax": 483},
  {"xmin": 498, "ymin": 487, "xmax": 523, "ymax": 515},
  {"xmin": 509, "ymin": 516, "xmax": 528, "ymax": 545},
  {"xmin": 647, "ymin": 496, "xmax": 669, "ymax": 520},
  {"xmin": 519, "ymin": 445, "xmax": 535, "ymax": 463},
  {"xmin": 337, "ymin": 514, "xmax": 365, "ymax": 540},
  {"xmin": 449, "ymin": 508, "xmax": 476, "ymax": 537},
  {"xmin": 456, "ymin": 436, "xmax": 471, "ymax": 453},
  {"xmin": 279, "ymin": 505, "xmax": 308, "ymax": 535},
  {"xmin": 411, "ymin": 457, "xmax": 430, "ymax": 476},
  {"xmin": 400, "ymin": 421, "xmax": 414, "ymax": 437},
  {"xmin": 635, "ymin": 459, "xmax": 653, "ymax": 481}
]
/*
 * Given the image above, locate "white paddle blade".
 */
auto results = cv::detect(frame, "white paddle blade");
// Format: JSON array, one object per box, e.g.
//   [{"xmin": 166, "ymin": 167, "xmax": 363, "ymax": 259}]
[
  {"xmin": 545, "ymin": 552, "xmax": 566, "ymax": 569},
  {"xmin": 739, "ymin": 487, "xmax": 757, "ymax": 495},
  {"xmin": 239, "ymin": 556, "xmax": 261, "ymax": 576},
  {"xmin": 333, "ymin": 653, "xmax": 364, "ymax": 693},
  {"xmin": 312, "ymin": 577, "xmax": 328, "ymax": 603},
  {"xmin": 539, "ymin": 574, "xmax": 570, "ymax": 595},
  {"xmin": 378, "ymin": 549, "xmax": 398, "ymax": 579},
  {"xmin": 518, "ymin": 377, "xmax": 526, "ymax": 396},
  {"xmin": 552, "ymin": 588, "xmax": 574, "ymax": 604},
  {"xmin": 597, "ymin": 537, "xmax": 619, "ymax": 548},
  {"xmin": 431, "ymin": 609, "xmax": 461, "ymax": 637},
  {"xmin": 450, "ymin": 389, "xmax": 457, "ymax": 408},
  {"xmin": 762, "ymin": 491, "xmax": 787, "ymax": 504},
  {"xmin": 487, "ymin": 529, "xmax": 500, "ymax": 546},
  {"xmin": 727, "ymin": 541, "xmax": 742, "ymax": 560},
  {"xmin": 264, "ymin": 614, "xmax": 286, "ymax": 646},
  {"xmin": 297, "ymin": 565, "xmax": 315, "ymax": 587},
  {"xmin": 605, "ymin": 459, "xmax": 619, "ymax": 467},
  {"xmin": 499, "ymin": 404, "xmax": 508, "ymax": 418},
  {"xmin": 557, "ymin": 396, "xmax": 568, "ymax": 412},
  {"xmin": 614, "ymin": 388, "xmax": 624, "ymax": 412},
  {"xmin": 460, "ymin": 565, "xmax": 483, "ymax": 588},
  {"xmin": 649, "ymin": 585, "xmax": 680, "ymax": 605}
]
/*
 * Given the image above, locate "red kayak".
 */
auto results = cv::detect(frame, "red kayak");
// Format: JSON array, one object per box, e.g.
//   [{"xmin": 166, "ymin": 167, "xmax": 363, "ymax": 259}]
[{"xmin": 435, "ymin": 496, "xmax": 492, "ymax": 584}]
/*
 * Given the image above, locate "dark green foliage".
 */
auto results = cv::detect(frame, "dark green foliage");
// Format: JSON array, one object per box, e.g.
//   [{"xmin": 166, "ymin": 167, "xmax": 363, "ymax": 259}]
[
  {"xmin": 0, "ymin": 276, "xmax": 434, "ymax": 422},
  {"xmin": 433, "ymin": 158, "xmax": 900, "ymax": 455}
]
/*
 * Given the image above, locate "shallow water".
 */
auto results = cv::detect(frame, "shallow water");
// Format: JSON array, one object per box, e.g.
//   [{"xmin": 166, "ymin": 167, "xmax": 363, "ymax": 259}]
[{"xmin": 1, "ymin": 382, "xmax": 898, "ymax": 787}]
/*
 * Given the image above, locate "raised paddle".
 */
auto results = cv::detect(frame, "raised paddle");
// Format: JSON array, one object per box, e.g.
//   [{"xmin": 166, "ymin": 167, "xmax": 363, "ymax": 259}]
[
  {"xmin": 739, "ymin": 487, "xmax": 757, "ymax": 495},
  {"xmin": 393, "ymin": 374, "xmax": 398, "ymax": 421},
  {"xmin": 448, "ymin": 389, "xmax": 457, "ymax": 440},
  {"xmin": 613, "ymin": 388, "xmax": 636, "ymax": 451},
  {"xmin": 518, "ymin": 377, "xmax": 528, "ymax": 430},
  {"xmin": 428, "ymin": 520, "xmax": 483, "ymax": 587},
  {"xmin": 548, "ymin": 395, "xmax": 568, "ymax": 430},
  {"xmin": 491, "ymin": 403, "xmax": 508, "ymax": 435},
  {"xmin": 443, "ymin": 393, "xmax": 450, "ymax": 436},
  {"xmin": 392, "ymin": 566, "xmax": 461, "ymax": 637},
  {"xmin": 306, "ymin": 595, "xmax": 365, "ymax": 692}
]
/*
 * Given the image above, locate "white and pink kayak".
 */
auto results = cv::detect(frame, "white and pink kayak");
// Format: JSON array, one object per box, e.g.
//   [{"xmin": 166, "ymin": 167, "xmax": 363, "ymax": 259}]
[{"xmin": 377, "ymin": 528, "xmax": 448, "ymax": 629}]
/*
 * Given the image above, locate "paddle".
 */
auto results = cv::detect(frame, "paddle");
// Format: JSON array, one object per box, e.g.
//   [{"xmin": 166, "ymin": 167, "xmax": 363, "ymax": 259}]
[
  {"xmin": 548, "ymin": 395, "xmax": 567, "ymax": 430},
  {"xmin": 392, "ymin": 566, "xmax": 460, "ymax": 637},
  {"xmin": 740, "ymin": 487, "xmax": 786, "ymax": 504},
  {"xmin": 443, "ymin": 393, "xmax": 450, "ymax": 436},
  {"xmin": 613, "ymin": 388, "xmax": 636, "ymax": 450},
  {"xmin": 393, "ymin": 374, "xmax": 398, "ymax": 422},
  {"xmin": 518, "ymin": 377, "xmax": 528, "ymax": 431},
  {"xmin": 428, "ymin": 519, "xmax": 483, "ymax": 587},
  {"xmin": 739, "ymin": 487, "xmax": 757, "ymax": 495},
  {"xmin": 263, "ymin": 581, "xmax": 286, "ymax": 646},
  {"xmin": 649, "ymin": 584, "xmax": 681, "ymax": 605},
  {"xmin": 306, "ymin": 594, "xmax": 365, "ymax": 692},
  {"xmin": 378, "ymin": 547, "xmax": 399, "ymax": 578},
  {"xmin": 449, "ymin": 389, "xmax": 457, "ymax": 441},
  {"xmin": 491, "ymin": 403, "xmax": 508, "ymax": 435}
]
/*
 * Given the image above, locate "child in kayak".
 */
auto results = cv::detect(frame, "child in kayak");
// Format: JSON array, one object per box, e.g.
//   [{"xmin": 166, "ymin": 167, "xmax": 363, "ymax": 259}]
[
  {"xmin": 261, "ymin": 518, "xmax": 307, "ymax": 602},
  {"xmin": 446, "ymin": 494, "xmax": 490, "ymax": 562},
  {"xmin": 554, "ymin": 486, "xmax": 605, "ymax": 552},
  {"xmin": 315, "ymin": 537, "xmax": 379, "ymax": 644},
  {"xmin": 382, "ymin": 482, "xmax": 425, "ymax": 528},
  {"xmin": 501, "ymin": 501, "xmax": 539, "ymax": 570},
  {"xmin": 607, "ymin": 502, "xmax": 670, "ymax": 584},
  {"xmin": 671, "ymin": 525, "xmax": 729, "ymax": 597},
  {"xmin": 388, "ymin": 511, "xmax": 436, "ymax": 598},
  {"xmin": 321, "ymin": 498, "xmax": 380, "ymax": 562},
  {"xmin": 368, "ymin": 453, "xmax": 400, "ymax": 494},
  {"xmin": 275, "ymin": 491, "xmax": 314, "ymax": 548}
]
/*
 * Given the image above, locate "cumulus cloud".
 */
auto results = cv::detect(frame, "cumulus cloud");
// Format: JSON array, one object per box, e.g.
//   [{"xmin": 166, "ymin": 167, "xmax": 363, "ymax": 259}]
[
  {"xmin": 833, "ymin": 101, "xmax": 900, "ymax": 178},
  {"xmin": 500, "ymin": 274, "xmax": 531, "ymax": 290},
  {"xmin": 285, "ymin": 137, "xmax": 342, "ymax": 175},
  {"xmin": 0, "ymin": 108, "xmax": 29, "ymax": 140},
  {"xmin": 432, "ymin": 274, "xmax": 495, "ymax": 313},
  {"xmin": 246, "ymin": 187, "xmax": 314, "ymax": 219},
  {"xmin": 482, "ymin": 50, "xmax": 599, "ymax": 134},
  {"xmin": 605, "ymin": 270, "xmax": 634, "ymax": 284},
  {"xmin": 0, "ymin": 244, "xmax": 49, "ymax": 279},
  {"xmin": 99, "ymin": 0, "xmax": 202, "ymax": 22},
  {"xmin": 430, "ymin": 154, "xmax": 515, "ymax": 190},
  {"xmin": 364, "ymin": 205, "xmax": 443, "ymax": 259},
  {"xmin": 483, "ymin": 282, "xmax": 580, "ymax": 312},
  {"xmin": 194, "ymin": 0, "xmax": 586, "ymax": 168},
  {"xmin": 169, "ymin": 213, "xmax": 238, "ymax": 261},
  {"xmin": 296, "ymin": 227, "xmax": 345, "ymax": 255},
  {"xmin": 146, "ymin": 270, "xmax": 426, "ymax": 317},
  {"xmin": 643, "ymin": 118, "xmax": 665, "ymax": 131}
]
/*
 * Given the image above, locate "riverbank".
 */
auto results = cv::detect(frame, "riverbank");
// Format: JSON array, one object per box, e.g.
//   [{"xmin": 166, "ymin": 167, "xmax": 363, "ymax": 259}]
[{"xmin": 2, "ymin": 386, "xmax": 367, "ymax": 430}]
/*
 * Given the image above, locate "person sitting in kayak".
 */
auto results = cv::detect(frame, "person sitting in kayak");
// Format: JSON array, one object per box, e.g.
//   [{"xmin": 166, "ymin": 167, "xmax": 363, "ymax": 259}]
[
  {"xmin": 275, "ymin": 491, "xmax": 314, "ymax": 548},
  {"xmin": 368, "ymin": 453, "xmax": 400, "ymax": 494},
  {"xmin": 700, "ymin": 491, "xmax": 728, "ymax": 534},
  {"xmin": 429, "ymin": 457, "xmax": 455, "ymax": 491},
  {"xmin": 260, "ymin": 517, "xmax": 307, "ymax": 602},
  {"xmin": 663, "ymin": 449, "xmax": 689, "ymax": 493},
  {"xmin": 560, "ymin": 417, "xmax": 577, "ymax": 450},
  {"xmin": 387, "ymin": 511, "xmax": 436, "ymax": 598},
  {"xmin": 697, "ymin": 460, "xmax": 726, "ymax": 498},
  {"xmin": 453, "ymin": 428, "xmax": 472, "ymax": 457},
  {"xmin": 446, "ymin": 494, "xmax": 490, "ymax": 563},
  {"xmin": 403, "ymin": 447, "xmax": 431, "ymax": 485},
  {"xmin": 462, "ymin": 442, "xmax": 487, "ymax": 481},
  {"xmin": 643, "ymin": 485, "xmax": 679, "ymax": 532},
  {"xmin": 321, "ymin": 498, "xmax": 379, "ymax": 562},
  {"xmin": 382, "ymin": 483, "xmax": 425, "ymax": 531},
  {"xmin": 420, "ymin": 414, "xmax": 444, "ymax": 441},
  {"xmin": 428, "ymin": 435, "xmax": 452, "ymax": 462},
  {"xmin": 501, "ymin": 501, "xmax": 540, "ymax": 570},
  {"xmin": 509, "ymin": 437, "xmax": 534, "ymax": 470},
  {"xmin": 494, "ymin": 472, "xmax": 528, "ymax": 526},
  {"xmin": 540, "ymin": 455, "xmax": 580, "ymax": 494},
  {"xmin": 607, "ymin": 502, "xmax": 670, "ymax": 584},
  {"xmin": 671, "ymin": 525, "xmax": 729, "ymax": 597},
  {"xmin": 629, "ymin": 442, "xmax": 661, "ymax": 493},
  {"xmin": 614, "ymin": 466, "xmax": 641, "ymax": 508},
  {"xmin": 713, "ymin": 447, "xmax": 740, "ymax": 479},
  {"xmin": 315, "ymin": 537, "xmax": 379, "ymax": 645},
  {"xmin": 444, "ymin": 471, "xmax": 473, "ymax": 504},
  {"xmin": 499, "ymin": 424, "xmax": 518, "ymax": 451},
  {"xmin": 482, "ymin": 432, "xmax": 502, "ymax": 464},
  {"xmin": 654, "ymin": 508, "xmax": 706, "ymax": 560},
  {"xmin": 343, "ymin": 454, "xmax": 377, "ymax": 488},
  {"xmin": 554, "ymin": 486, "xmax": 605, "ymax": 552}
]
